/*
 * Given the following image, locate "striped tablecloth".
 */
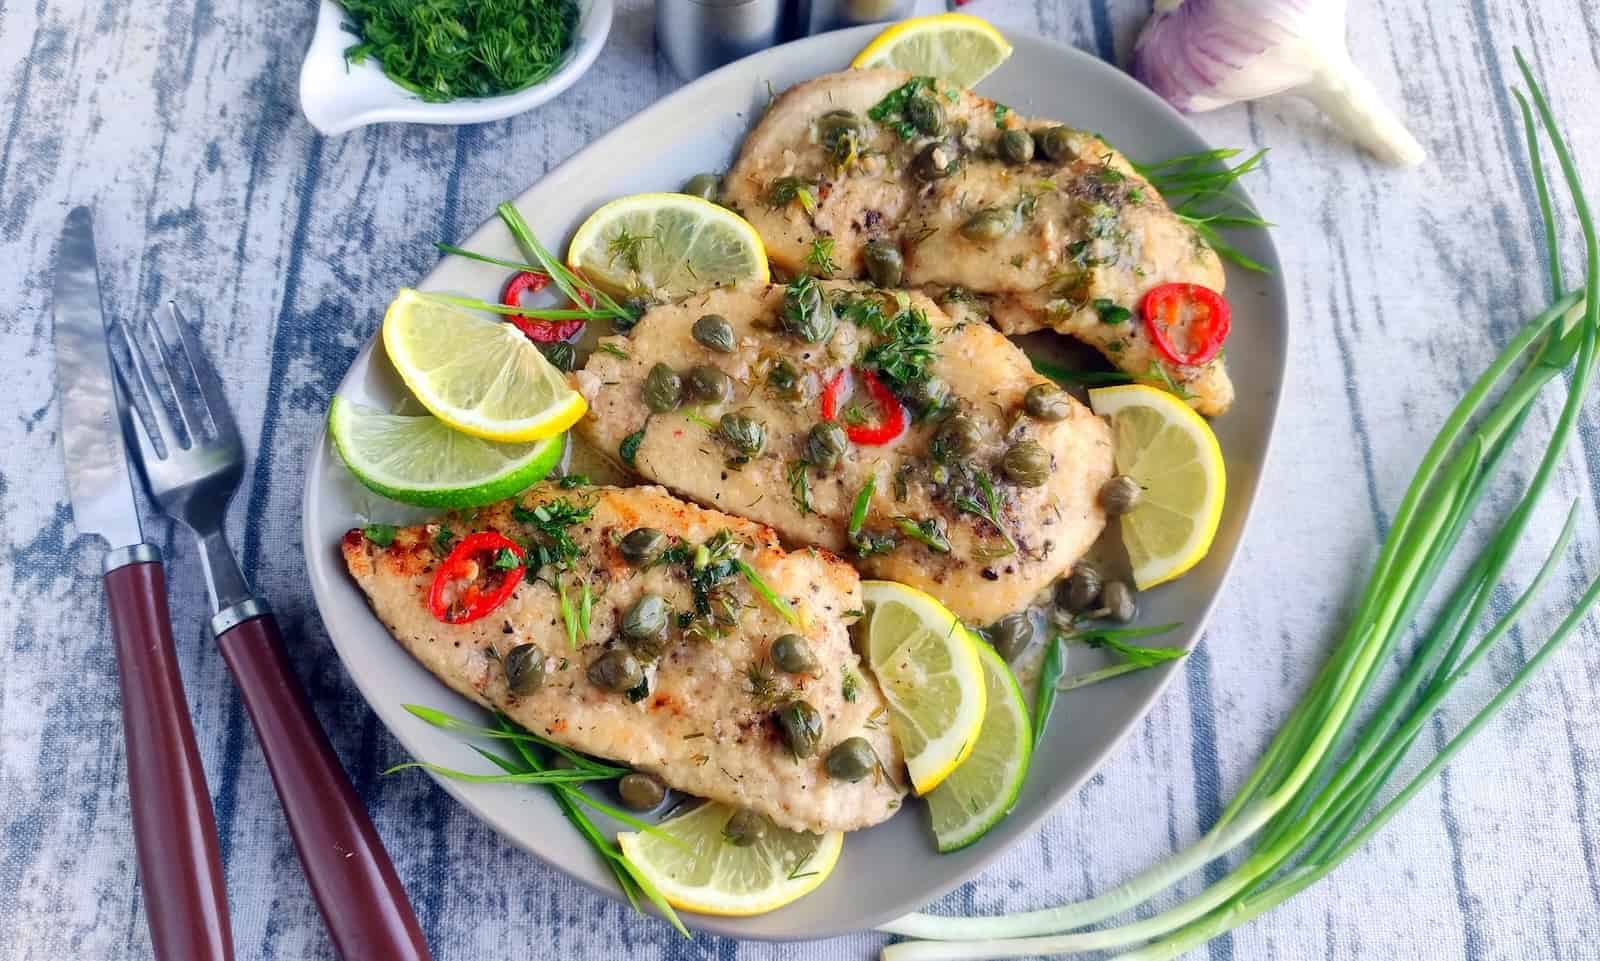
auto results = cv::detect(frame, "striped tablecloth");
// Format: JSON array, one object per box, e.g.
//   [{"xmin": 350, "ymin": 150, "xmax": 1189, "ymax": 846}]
[{"xmin": 4, "ymin": 1, "xmax": 1600, "ymax": 958}]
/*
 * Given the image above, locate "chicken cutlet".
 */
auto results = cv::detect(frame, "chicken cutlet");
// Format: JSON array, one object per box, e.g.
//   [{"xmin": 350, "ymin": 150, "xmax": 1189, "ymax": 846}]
[
  {"xmin": 574, "ymin": 281, "xmax": 1114, "ymax": 625},
  {"xmin": 341, "ymin": 482, "xmax": 906, "ymax": 834},
  {"xmin": 723, "ymin": 69, "xmax": 1234, "ymax": 416}
]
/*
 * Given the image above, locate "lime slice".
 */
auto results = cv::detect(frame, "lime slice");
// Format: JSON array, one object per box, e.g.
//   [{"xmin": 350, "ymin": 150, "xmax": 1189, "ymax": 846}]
[
  {"xmin": 860, "ymin": 581, "xmax": 987, "ymax": 795},
  {"xmin": 617, "ymin": 802, "xmax": 841, "ymax": 917},
  {"xmin": 1089, "ymin": 384, "xmax": 1227, "ymax": 590},
  {"xmin": 327, "ymin": 397, "xmax": 562, "ymax": 509},
  {"xmin": 850, "ymin": 13, "xmax": 1013, "ymax": 89},
  {"xmin": 381, "ymin": 288, "xmax": 587, "ymax": 443},
  {"xmin": 923, "ymin": 641, "xmax": 1031, "ymax": 852},
  {"xmin": 566, "ymin": 193, "xmax": 769, "ymax": 300}
]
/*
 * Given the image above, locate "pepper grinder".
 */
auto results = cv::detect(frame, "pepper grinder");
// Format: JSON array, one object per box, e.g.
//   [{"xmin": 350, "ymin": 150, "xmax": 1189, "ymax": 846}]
[{"xmin": 658, "ymin": 0, "xmax": 785, "ymax": 80}]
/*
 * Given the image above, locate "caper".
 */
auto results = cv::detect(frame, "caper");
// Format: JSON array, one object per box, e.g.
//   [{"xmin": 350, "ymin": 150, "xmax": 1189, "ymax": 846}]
[
  {"xmin": 718, "ymin": 413, "xmax": 766, "ymax": 458},
  {"xmin": 617, "ymin": 772, "xmax": 667, "ymax": 811},
  {"xmin": 686, "ymin": 364, "xmax": 735, "ymax": 404},
  {"xmin": 681, "ymin": 173, "xmax": 721, "ymax": 202},
  {"xmin": 1100, "ymin": 474, "xmax": 1143, "ymax": 515},
  {"xmin": 781, "ymin": 276, "xmax": 834, "ymax": 343},
  {"xmin": 723, "ymin": 808, "xmax": 768, "ymax": 847},
  {"xmin": 619, "ymin": 527, "xmax": 667, "ymax": 566},
  {"xmin": 588, "ymin": 649, "xmax": 644, "ymax": 692},
  {"xmin": 615, "ymin": 296, "xmax": 650, "ymax": 334},
  {"xmin": 804, "ymin": 421, "xmax": 850, "ymax": 469},
  {"xmin": 901, "ymin": 375, "xmax": 949, "ymax": 416},
  {"xmin": 622, "ymin": 593, "xmax": 670, "ymax": 642},
  {"xmin": 775, "ymin": 699, "xmax": 824, "ymax": 758},
  {"xmin": 1023, "ymin": 383, "xmax": 1072, "ymax": 421},
  {"xmin": 538, "ymin": 341, "xmax": 576, "ymax": 372},
  {"xmin": 912, "ymin": 140, "xmax": 960, "ymax": 181},
  {"xmin": 503, "ymin": 643, "xmax": 546, "ymax": 695},
  {"xmin": 1001, "ymin": 439, "xmax": 1050, "ymax": 487},
  {"xmin": 931, "ymin": 413, "xmax": 982, "ymax": 462},
  {"xmin": 906, "ymin": 93, "xmax": 944, "ymax": 136},
  {"xmin": 817, "ymin": 109, "xmax": 862, "ymax": 152},
  {"xmin": 999, "ymin": 128, "xmax": 1036, "ymax": 165},
  {"xmin": 863, "ymin": 241, "xmax": 904, "ymax": 288},
  {"xmin": 987, "ymin": 612, "xmax": 1034, "ymax": 661},
  {"xmin": 1095, "ymin": 581, "xmax": 1137, "ymax": 623},
  {"xmin": 642, "ymin": 362, "xmax": 683, "ymax": 412},
  {"xmin": 1038, "ymin": 125, "xmax": 1076, "ymax": 163},
  {"xmin": 770, "ymin": 634, "xmax": 819, "ymax": 675},
  {"xmin": 1055, "ymin": 563, "xmax": 1103, "ymax": 613},
  {"xmin": 767, "ymin": 358, "xmax": 802, "ymax": 399},
  {"xmin": 824, "ymin": 737, "xmax": 879, "ymax": 782},
  {"xmin": 692, "ymin": 313, "xmax": 736, "ymax": 353},
  {"xmin": 960, "ymin": 208, "xmax": 1013, "ymax": 243}
]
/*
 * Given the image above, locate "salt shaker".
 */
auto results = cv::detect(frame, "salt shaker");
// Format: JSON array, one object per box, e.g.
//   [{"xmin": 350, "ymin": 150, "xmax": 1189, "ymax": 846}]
[{"xmin": 658, "ymin": 0, "xmax": 785, "ymax": 80}]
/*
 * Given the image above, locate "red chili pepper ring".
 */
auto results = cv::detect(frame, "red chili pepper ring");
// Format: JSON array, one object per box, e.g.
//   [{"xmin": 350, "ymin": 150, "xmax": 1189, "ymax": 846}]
[
  {"xmin": 503, "ymin": 270, "xmax": 585, "ymax": 343},
  {"xmin": 428, "ymin": 531, "xmax": 526, "ymax": 625},
  {"xmin": 820, "ymin": 368, "xmax": 907, "ymax": 446},
  {"xmin": 1141, "ymin": 282, "xmax": 1231, "ymax": 368}
]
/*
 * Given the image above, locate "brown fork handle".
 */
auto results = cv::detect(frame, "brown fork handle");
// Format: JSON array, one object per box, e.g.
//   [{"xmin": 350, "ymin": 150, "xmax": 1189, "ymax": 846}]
[
  {"xmin": 215, "ymin": 609, "xmax": 432, "ymax": 961},
  {"xmin": 104, "ymin": 557, "xmax": 235, "ymax": 961}
]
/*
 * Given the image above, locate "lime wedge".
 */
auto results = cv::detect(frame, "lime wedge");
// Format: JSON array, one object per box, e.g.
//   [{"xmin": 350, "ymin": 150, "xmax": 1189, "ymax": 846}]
[
  {"xmin": 923, "ymin": 641, "xmax": 1031, "ymax": 852},
  {"xmin": 327, "ymin": 397, "xmax": 562, "ymax": 508}
]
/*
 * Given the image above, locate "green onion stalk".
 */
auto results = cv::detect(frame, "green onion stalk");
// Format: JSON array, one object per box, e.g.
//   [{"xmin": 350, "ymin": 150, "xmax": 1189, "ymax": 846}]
[{"xmin": 879, "ymin": 51, "xmax": 1600, "ymax": 961}]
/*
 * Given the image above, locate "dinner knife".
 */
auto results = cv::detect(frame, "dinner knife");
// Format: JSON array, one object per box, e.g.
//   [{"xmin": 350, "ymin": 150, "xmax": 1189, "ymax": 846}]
[{"xmin": 53, "ymin": 206, "xmax": 235, "ymax": 961}]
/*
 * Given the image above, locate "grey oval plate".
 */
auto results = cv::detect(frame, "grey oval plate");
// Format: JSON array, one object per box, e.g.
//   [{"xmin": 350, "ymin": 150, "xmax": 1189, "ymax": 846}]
[{"xmin": 302, "ymin": 25, "xmax": 1288, "ymax": 941}]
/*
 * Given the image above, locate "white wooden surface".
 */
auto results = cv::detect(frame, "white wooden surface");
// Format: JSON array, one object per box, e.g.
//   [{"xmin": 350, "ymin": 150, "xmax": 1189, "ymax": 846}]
[{"xmin": 4, "ymin": 1, "xmax": 1600, "ymax": 959}]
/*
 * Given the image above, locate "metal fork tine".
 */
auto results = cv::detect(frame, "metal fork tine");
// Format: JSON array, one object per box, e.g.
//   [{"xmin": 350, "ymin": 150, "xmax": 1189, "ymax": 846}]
[
  {"xmin": 114, "ymin": 367, "xmax": 162, "ymax": 466},
  {"xmin": 117, "ymin": 320, "xmax": 180, "ymax": 455},
  {"xmin": 165, "ymin": 301, "xmax": 240, "ymax": 448},
  {"xmin": 145, "ymin": 309, "xmax": 201, "ymax": 444}
]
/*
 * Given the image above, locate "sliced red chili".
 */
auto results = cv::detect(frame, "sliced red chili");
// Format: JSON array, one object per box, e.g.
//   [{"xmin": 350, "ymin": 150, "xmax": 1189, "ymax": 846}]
[
  {"xmin": 820, "ymin": 368, "xmax": 906, "ymax": 446},
  {"xmin": 1141, "ymin": 282, "xmax": 1231, "ymax": 368},
  {"xmin": 428, "ymin": 531, "xmax": 526, "ymax": 625},
  {"xmin": 503, "ymin": 270, "xmax": 584, "ymax": 343}
]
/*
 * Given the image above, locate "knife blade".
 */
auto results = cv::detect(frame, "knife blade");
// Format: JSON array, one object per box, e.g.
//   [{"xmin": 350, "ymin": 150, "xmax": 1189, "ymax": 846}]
[{"xmin": 55, "ymin": 206, "xmax": 143, "ymax": 550}]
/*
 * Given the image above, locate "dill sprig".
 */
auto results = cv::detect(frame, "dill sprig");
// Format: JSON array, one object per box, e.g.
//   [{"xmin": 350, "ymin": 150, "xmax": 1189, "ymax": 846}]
[
  {"xmin": 1134, "ymin": 147, "xmax": 1271, "ymax": 273},
  {"xmin": 342, "ymin": 0, "xmax": 578, "ymax": 103}
]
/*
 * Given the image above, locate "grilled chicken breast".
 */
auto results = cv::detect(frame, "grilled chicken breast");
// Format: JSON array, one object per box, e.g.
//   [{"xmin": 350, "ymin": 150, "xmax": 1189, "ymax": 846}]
[
  {"xmin": 341, "ymin": 483, "xmax": 907, "ymax": 834},
  {"xmin": 724, "ymin": 69, "xmax": 1234, "ymax": 416},
  {"xmin": 575, "ymin": 282, "xmax": 1113, "ymax": 625}
]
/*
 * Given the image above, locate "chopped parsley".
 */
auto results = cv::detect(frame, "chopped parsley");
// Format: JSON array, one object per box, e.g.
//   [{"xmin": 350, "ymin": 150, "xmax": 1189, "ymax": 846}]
[
  {"xmin": 558, "ymin": 473, "xmax": 590, "ymax": 489},
  {"xmin": 805, "ymin": 235, "xmax": 838, "ymax": 278},
  {"xmin": 842, "ymin": 671, "xmax": 861, "ymax": 703},
  {"xmin": 432, "ymin": 527, "xmax": 456, "ymax": 553},
  {"xmin": 993, "ymin": 102, "xmax": 1011, "ymax": 126},
  {"xmin": 867, "ymin": 75, "xmax": 936, "ymax": 139},
  {"xmin": 492, "ymin": 547, "xmax": 521, "ymax": 570},
  {"xmin": 1093, "ymin": 298, "xmax": 1132, "ymax": 324},
  {"xmin": 362, "ymin": 524, "xmax": 397, "ymax": 547}
]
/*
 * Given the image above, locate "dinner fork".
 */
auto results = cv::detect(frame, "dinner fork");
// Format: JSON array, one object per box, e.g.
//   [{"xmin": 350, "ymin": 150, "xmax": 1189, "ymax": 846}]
[{"xmin": 118, "ymin": 302, "xmax": 433, "ymax": 961}]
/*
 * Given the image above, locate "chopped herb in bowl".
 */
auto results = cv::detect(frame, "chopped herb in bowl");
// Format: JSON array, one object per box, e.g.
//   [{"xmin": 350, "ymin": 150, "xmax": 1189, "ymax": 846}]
[{"xmin": 341, "ymin": 0, "xmax": 579, "ymax": 102}]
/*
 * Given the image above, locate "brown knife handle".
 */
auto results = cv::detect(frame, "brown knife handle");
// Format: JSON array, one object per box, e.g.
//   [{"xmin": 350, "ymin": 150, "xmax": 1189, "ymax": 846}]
[
  {"xmin": 215, "ymin": 606, "xmax": 432, "ymax": 961},
  {"xmin": 103, "ymin": 554, "xmax": 235, "ymax": 961}
]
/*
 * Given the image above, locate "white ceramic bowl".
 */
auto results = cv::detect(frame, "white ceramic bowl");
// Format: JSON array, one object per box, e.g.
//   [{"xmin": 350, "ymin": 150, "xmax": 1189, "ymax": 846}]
[{"xmin": 298, "ymin": 0, "xmax": 614, "ymax": 135}]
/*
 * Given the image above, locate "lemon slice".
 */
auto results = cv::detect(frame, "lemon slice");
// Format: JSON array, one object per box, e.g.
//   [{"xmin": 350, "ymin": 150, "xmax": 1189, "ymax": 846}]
[
  {"xmin": 381, "ymin": 288, "xmax": 587, "ymax": 443},
  {"xmin": 1089, "ymin": 384, "xmax": 1227, "ymax": 590},
  {"xmin": 327, "ymin": 398, "xmax": 563, "ymax": 508},
  {"xmin": 566, "ymin": 193, "xmax": 769, "ymax": 300},
  {"xmin": 850, "ymin": 13, "xmax": 1013, "ymax": 89},
  {"xmin": 617, "ymin": 802, "xmax": 841, "ymax": 917},
  {"xmin": 923, "ymin": 641, "xmax": 1031, "ymax": 852},
  {"xmin": 860, "ymin": 581, "xmax": 986, "ymax": 795}
]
